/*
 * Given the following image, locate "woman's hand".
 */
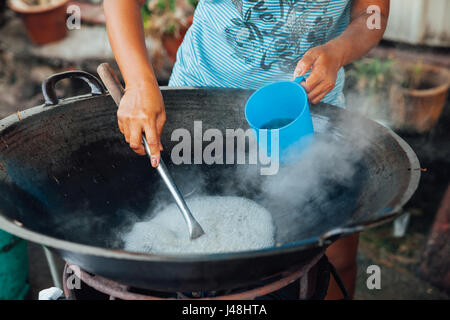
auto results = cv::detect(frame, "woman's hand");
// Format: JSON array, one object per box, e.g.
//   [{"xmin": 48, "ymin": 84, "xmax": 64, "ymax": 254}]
[
  {"xmin": 293, "ymin": 43, "xmax": 344, "ymax": 105},
  {"xmin": 292, "ymin": 0, "xmax": 389, "ymax": 105},
  {"xmin": 117, "ymin": 82, "xmax": 166, "ymax": 167}
]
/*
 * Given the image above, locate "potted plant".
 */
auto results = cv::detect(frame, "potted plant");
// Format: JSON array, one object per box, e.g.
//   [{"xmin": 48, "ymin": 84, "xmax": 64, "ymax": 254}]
[
  {"xmin": 347, "ymin": 57, "xmax": 450, "ymax": 133},
  {"xmin": 142, "ymin": 0, "xmax": 197, "ymax": 64},
  {"xmin": 8, "ymin": 0, "xmax": 69, "ymax": 45},
  {"xmin": 390, "ymin": 60, "xmax": 450, "ymax": 132}
]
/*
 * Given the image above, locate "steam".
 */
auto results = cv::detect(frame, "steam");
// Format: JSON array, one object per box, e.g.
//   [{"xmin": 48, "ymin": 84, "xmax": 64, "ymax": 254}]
[
  {"xmin": 345, "ymin": 89, "xmax": 392, "ymax": 128},
  {"xmin": 118, "ymin": 107, "xmax": 378, "ymax": 250}
]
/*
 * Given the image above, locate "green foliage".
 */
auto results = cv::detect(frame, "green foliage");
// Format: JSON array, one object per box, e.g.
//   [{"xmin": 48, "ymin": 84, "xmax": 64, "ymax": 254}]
[
  {"xmin": 157, "ymin": 0, "xmax": 175, "ymax": 11},
  {"xmin": 405, "ymin": 59, "xmax": 424, "ymax": 90},
  {"xmin": 348, "ymin": 57, "xmax": 430, "ymax": 94},
  {"xmin": 143, "ymin": 0, "xmax": 197, "ymax": 14},
  {"xmin": 188, "ymin": 0, "xmax": 199, "ymax": 8},
  {"xmin": 141, "ymin": 0, "xmax": 198, "ymax": 35},
  {"xmin": 165, "ymin": 23, "xmax": 176, "ymax": 35},
  {"xmin": 347, "ymin": 57, "xmax": 396, "ymax": 95},
  {"xmin": 141, "ymin": 5, "xmax": 151, "ymax": 29}
]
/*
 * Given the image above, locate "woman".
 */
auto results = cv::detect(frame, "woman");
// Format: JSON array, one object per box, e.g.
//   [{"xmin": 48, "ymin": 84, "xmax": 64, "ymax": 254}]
[{"xmin": 103, "ymin": 0, "xmax": 389, "ymax": 299}]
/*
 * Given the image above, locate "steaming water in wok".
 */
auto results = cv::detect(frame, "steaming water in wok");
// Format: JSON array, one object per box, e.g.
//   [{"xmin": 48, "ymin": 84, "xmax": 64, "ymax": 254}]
[{"xmin": 123, "ymin": 196, "xmax": 275, "ymax": 254}]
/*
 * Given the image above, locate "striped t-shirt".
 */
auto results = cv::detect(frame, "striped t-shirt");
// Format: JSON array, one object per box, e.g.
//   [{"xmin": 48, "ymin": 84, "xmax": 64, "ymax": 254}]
[{"xmin": 169, "ymin": 0, "xmax": 351, "ymax": 107}]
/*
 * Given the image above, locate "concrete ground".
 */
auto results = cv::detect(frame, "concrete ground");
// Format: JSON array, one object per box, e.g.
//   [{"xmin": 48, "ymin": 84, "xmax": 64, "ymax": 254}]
[
  {"xmin": 355, "ymin": 226, "xmax": 449, "ymax": 300},
  {"xmin": 355, "ymin": 253, "xmax": 448, "ymax": 300}
]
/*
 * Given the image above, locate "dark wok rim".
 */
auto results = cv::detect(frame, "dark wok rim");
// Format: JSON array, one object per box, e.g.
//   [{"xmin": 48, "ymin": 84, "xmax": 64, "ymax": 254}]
[{"xmin": 0, "ymin": 88, "xmax": 421, "ymax": 262}]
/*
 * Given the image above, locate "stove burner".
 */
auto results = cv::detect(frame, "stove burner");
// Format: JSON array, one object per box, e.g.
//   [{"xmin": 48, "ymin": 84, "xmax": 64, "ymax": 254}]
[{"xmin": 62, "ymin": 254, "xmax": 332, "ymax": 300}]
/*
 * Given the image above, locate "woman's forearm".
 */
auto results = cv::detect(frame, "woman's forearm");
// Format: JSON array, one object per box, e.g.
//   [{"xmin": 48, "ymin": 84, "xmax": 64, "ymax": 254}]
[
  {"xmin": 103, "ymin": 0, "xmax": 166, "ymax": 166},
  {"xmin": 103, "ymin": 0, "xmax": 157, "ymax": 88},
  {"xmin": 328, "ymin": 0, "xmax": 390, "ymax": 67}
]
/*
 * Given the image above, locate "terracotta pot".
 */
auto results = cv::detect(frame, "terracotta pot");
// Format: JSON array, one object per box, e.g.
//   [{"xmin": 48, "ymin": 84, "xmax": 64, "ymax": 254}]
[
  {"xmin": 162, "ymin": 16, "xmax": 193, "ymax": 63},
  {"xmin": 8, "ymin": 0, "xmax": 68, "ymax": 45},
  {"xmin": 390, "ymin": 63, "xmax": 450, "ymax": 133}
]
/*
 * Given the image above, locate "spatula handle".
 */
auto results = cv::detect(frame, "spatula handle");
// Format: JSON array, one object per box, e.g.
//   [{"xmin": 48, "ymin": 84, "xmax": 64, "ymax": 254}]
[{"xmin": 97, "ymin": 63, "xmax": 125, "ymax": 105}]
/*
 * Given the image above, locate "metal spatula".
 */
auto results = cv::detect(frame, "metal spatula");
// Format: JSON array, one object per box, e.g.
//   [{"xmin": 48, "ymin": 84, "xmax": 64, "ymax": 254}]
[{"xmin": 97, "ymin": 63, "xmax": 205, "ymax": 240}]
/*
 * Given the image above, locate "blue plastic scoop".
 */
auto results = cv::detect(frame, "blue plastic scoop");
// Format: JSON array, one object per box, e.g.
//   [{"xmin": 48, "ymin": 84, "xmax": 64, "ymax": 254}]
[{"xmin": 245, "ymin": 76, "xmax": 314, "ymax": 163}]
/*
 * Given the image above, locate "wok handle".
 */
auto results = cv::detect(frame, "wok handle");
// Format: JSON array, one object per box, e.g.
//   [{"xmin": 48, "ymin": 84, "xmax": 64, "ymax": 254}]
[
  {"xmin": 42, "ymin": 71, "xmax": 106, "ymax": 106},
  {"xmin": 97, "ymin": 63, "xmax": 125, "ymax": 105}
]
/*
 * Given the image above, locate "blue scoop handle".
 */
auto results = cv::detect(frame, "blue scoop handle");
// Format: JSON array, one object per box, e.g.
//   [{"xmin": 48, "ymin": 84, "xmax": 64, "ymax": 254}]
[{"xmin": 294, "ymin": 76, "xmax": 306, "ymax": 84}]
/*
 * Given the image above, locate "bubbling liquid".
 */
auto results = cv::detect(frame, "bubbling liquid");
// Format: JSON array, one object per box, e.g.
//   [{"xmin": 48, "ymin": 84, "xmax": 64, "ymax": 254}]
[{"xmin": 122, "ymin": 196, "xmax": 275, "ymax": 255}]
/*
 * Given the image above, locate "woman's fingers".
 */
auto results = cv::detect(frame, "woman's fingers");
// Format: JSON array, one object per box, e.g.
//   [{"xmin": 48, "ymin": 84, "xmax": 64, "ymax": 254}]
[
  {"xmin": 302, "ymin": 67, "xmax": 325, "ymax": 93},
  {"xmin": 144, "ymin": 121, "xmax": 161, "ymax": 167},
  {"xmin": 118, "ymin": 110, "xmax": 163, "ymax": 160},
  {"xmin": 293, "ymin": 49, "xmax": 318, "ymax": 79},
  {"xmin": 307, "ymin": 79, "xmax": 335, "ymax": 104},
  {"xmin": 123, "ymin": 122, "xmax": 131, "ymax": 144},
  {"xmin": 118, "ymin": 110, "xmax": 145, "ymax": 155},
  {"xmin": 312, "ymin": 91, "xmax": 329, "ymax": 105},
  {"xmin": 307, "ymin": 81, "xmax": 327, "ymax": 103},
  {"xmin": 156, "ymin": 111, "xmax": 166, "ymax": 151},
  {"xmin": 118, "ymin": 118, "xmax": 124, "ymax": 134},
  {"xmin": 129, "ymin": 124, "xmax": 145, "ymax": 155}
]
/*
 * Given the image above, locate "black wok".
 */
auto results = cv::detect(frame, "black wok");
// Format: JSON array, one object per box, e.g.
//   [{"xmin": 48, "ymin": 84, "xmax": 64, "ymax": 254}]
[{"xmin": 0, "ymin": 71, "xmax": 420, "ymax": 291}]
